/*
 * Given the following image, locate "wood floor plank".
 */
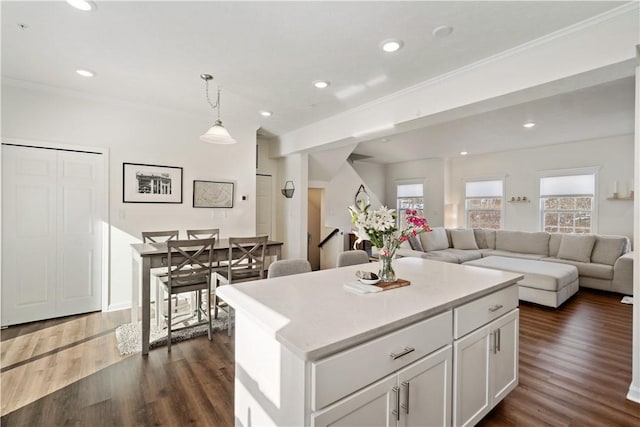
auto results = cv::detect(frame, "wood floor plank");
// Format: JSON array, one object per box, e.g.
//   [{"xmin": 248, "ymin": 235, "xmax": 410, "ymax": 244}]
[{"xmin": 1, "ymin": 289, "xmax": 638, "ymax": 426}]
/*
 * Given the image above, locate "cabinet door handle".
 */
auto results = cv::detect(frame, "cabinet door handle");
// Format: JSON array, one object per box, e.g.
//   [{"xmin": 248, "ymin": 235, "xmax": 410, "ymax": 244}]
[
  {"xmin": 390, "ymin": 347, "xmax": 415, "ymax": 360},
  {"xmin": 401, "ymin": 381, "xmax": 410, "ymax": 414},
  {"xmin": 489, "ymin": 304, "xmax": 503, "ymax": 312},
  {"xmin": 497, "ymin": 328, "xmax": 501, "ymax": 352},
  {"xmin": 492, "ymin": 330, "xmax": 497, "ymax": 354},
  {"xmin": 392, "ymin": 386, "xmax": 400, "ymax": 421}
]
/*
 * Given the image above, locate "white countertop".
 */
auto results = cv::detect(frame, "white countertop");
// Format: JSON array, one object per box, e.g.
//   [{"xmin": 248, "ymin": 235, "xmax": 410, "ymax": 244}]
[{"xmin": 217, "ymin": 257, "xmax": 522, "ymax": 361}]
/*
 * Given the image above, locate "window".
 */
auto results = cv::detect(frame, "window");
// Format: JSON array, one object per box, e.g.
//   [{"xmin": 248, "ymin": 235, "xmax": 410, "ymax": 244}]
[
  {"xmin": 396, "ymin": 183, "xmax": 423, "ymax": 228},
  {"xmin": 465, "ymin": 180, "xmax": 503, "ymax": 229},
  {"xmin": 540, "ymin": 174, "xmax": 595, "ymax": 233}
]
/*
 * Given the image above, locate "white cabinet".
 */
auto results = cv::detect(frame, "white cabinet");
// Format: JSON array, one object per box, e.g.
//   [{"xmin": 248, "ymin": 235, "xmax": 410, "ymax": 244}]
[
  {"xmin": 312, "ymin": 345, "xmax": 452, "ymax": 427},
  {"xmin": 453, "ymin": 309, "xmax": 519, "ymax": 427}
]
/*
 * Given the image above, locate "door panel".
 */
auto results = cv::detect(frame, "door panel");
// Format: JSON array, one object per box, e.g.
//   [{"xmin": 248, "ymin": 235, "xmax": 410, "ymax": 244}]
[
  {"xmin": 56, "ymin": 151, "xmax": 103, "ymax": 315},
  {"xmin": 398, "ymin": 345, "xmax": 452, "ymax": 427},
  {"xmin": 2, "ymin": 146, "xmax": 57, "ymax": 325},
  {"xmin": 453, "ymin": 325, "xmax": 491, "ymax": 427},
  {"xmin": 311, "ymin": 375, "xmax": 395, "ymax": 427},
  {"xmin": 256, "ymin": 175, "xmax": 272, "ymax": 237},
  {"xmin": 491, "ymin": 309, "xmax": 519, "ymax": 403},
  {"xmin": 2, "ymin": 145, "xmax": 104, "ymax": 325}
]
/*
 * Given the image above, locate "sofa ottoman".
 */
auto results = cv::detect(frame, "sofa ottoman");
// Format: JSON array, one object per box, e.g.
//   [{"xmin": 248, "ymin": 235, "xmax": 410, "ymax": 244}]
[{"xmin": 463, "ymin": 256, "xmax": 579, "ymax": 308}]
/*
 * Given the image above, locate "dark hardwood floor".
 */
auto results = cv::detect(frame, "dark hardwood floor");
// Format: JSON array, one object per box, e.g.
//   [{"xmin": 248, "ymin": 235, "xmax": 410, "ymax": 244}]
[{"xmin": 1, "ymin": 289, "xmax": 638, "ymax": 426}]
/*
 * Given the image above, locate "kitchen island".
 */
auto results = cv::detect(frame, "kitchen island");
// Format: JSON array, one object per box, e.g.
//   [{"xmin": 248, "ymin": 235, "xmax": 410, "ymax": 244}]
[{"xmin": 217, "ymin": 257, "xmax": 523, "ymax": 426}]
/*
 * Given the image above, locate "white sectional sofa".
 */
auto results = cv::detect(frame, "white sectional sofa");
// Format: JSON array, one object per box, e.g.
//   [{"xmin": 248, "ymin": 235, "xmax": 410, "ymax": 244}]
[{"xmin": 398, "ymin": 227, "xmax": 633, "ymax": 296}]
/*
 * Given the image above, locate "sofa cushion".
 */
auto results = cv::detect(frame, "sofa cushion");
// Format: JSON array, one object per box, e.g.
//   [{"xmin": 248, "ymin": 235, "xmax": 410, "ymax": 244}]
[
  {"xmin": 474, "ymin": 228, "xmax": 496, "ymax": 249},
  {"xmin": 591, "ymin": 236, "xmax": 628, "ymax": 266},
  {"xmin": 543, "ymin": 257, "xmax": 613, "ymax": 280},
  {"xmin": 450, "ymin": 229, "xmax": 479, "ymax": 250},
  {"xmin": 489, "ymin": 250, "xmax": 546, "ymax": 260},
  {"xmin": 496, "ymin": 230, "xmax": 549, "ymax": 255},
  {"xmin": 548, "ymin": 233, "xmax": 562, "ymax": 257},
  {"xmin": 422, "ymin": 250, "xmax": 459, "ymax": 263},
  {"xmin": 420, "ymin": 227, "xmax": 449, "ymax": 251},
  {"xmin": 407, "ymin": 233, "xmax": 424, "ymax": 252},
  {"xmin": 443, "ymin": 248, "xmax": 482, "ymax": 263},
  {"xmin": 557, "ymin": 234, "xmax": 596, "ymax": 263}
]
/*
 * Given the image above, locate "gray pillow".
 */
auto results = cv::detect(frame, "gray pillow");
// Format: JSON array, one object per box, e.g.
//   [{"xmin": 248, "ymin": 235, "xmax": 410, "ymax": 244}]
[
  {"xmin": 591, "ymin": 236, "xmax": 627, "ymax": 265},
  {"xmin": 408, "ymin": 234, "xmax": 424, "ymax": 252},
  {"xmin": 451, "ymin": 229, "xmax": 479, "ymax": 250},
  {"xmin": 474, "ymin": 228, "xmax": 488, "ymax": 249},
  {"xmin": 557, "ymin": 234, "xmax": 597, "ymax": 263},
  {"xmin": 420, "ymin": 227, "xmax": 449, "ymax": 251}
]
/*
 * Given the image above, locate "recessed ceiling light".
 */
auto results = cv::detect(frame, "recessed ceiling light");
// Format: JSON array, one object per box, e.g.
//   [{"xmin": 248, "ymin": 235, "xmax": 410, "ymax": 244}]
[
  {"xmin": 432, "ymin": 25, "xmax": 453, "ymax": 38},
  {"xmin": 523, "ymin": 122, "xmax": 536, "ymax": 128},
  {"xmin": 66, "ymin": 0, "xmax": 94, "ymax": 11},
  {"xmin": 460, "ymin": 151, "xmax": 468, "ymax": 156},
  {"xmin": 76, "ymin": 69, "xmax": 95, "ymax": 78},
  {"xmin": 259, "ymin": 111, "xmax": 272, "ymax": 117},
  {"xmin": 380, "ymin": 39, "xmax": 403, "ymax": 53},
  {"xmin": 313, "ymin": 80, "xmax": 330, "ymax": 89}
]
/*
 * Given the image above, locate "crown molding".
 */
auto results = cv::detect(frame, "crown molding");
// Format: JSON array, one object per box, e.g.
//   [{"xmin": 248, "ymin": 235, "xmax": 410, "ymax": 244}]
[{"xmin": 2, "ymin": 77, "xmax": 205, "ymax": 118}]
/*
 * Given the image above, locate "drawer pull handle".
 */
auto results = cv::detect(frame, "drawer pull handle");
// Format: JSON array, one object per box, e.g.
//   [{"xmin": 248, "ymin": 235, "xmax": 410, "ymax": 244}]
[
  {"xmin": 489, "ymin": 304, "xmax": 503, "ymax": 312},
  {"xmin": 390, "ymin": 347, "xmax": 415, "ymax": 360},
  {"xmin": 392, "ymin": 386, "xmax": 400, "ymax": 421}
]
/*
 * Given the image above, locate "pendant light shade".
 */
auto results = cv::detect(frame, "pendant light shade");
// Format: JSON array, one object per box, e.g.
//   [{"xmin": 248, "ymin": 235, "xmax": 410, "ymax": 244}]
[
  {"xmin": 200, "ymin": 120, "xmax": 237, "ymax": 144},
  {"xmin": 199, "ymin": 74, "xmax": 236, "ymax": 145}
]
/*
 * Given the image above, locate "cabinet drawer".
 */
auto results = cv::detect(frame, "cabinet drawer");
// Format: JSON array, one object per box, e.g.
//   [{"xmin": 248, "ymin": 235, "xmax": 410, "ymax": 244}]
[
  {"xmin": 311, "ymin": 310, "xmax": 452, "ymax": 411},
  {"xmin": 454, "ymin": 285, "xmax": 518, "ymax": 339}
]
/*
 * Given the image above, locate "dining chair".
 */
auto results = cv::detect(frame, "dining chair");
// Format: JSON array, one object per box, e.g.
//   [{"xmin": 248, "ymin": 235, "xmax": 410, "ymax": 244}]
[
  {"xmin": 336, "ymin": 250, "xmax": 370, "ymax": 267},
  {"xmin": 186, "ymin": 229, "xmax": 220, "ymax": 318},
  {"xmin": 267, "ymin": 258, "xmax": 312, "ymax": 278},
  {"xmin": 215, "ymin": 236, "xmax": 268, "ymax": 335},
  {"xmin": 159, "ymin": 237, "xmax": 216, "ymax": 352},
  {"xmin": 142, "ymin": 230, "xmax": 180, "ymax": 327}
]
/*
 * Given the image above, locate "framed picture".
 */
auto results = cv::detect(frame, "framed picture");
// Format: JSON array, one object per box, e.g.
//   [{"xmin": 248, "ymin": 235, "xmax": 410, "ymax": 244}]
[
  {"xmin": 123, "ymin": 163, "xmax": 183, "ymax": 203},
  {"xmin": 193, "ymin": 180, "xmax": 234, "ymax": 208}
]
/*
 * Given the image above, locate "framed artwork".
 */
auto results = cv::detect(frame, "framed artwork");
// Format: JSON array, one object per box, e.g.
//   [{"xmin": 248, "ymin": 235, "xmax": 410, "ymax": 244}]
[
  {"xmin": 123, "ymin": 163, "xmax": 183, "ymax": 203},
  {"xmin": 193, "ymin": 180, "xmax": 234, "ymax": 208}
]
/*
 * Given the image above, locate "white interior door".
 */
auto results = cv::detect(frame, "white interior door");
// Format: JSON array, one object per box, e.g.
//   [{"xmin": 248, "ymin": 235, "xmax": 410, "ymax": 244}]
[
  {"xmin": 2, "ymin": 144, "xmax": 104, "ymax": 326},
  {"xmin": 256, "ymin": 174, "xmax": 272, "ymax": 237}
]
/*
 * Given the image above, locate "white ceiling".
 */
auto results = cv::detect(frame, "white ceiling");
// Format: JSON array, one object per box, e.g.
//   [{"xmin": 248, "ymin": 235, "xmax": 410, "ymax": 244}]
[{"xmin": 1, "ymin": 0, "xmax": 630, "ymax": 150}]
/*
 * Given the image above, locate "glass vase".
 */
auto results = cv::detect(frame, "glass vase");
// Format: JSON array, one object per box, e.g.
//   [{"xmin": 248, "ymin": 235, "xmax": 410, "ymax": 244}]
[
  {"xmin": 378, "ymin": 254, "xmax": 396, "ymax": 283},
  {"xmin": 377, "ymin": 234, "xmax": 397, "ymax": 283}
]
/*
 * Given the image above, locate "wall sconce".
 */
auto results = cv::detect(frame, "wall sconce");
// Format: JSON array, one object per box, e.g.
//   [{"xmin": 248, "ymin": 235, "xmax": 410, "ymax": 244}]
[
  {"xmin": 354, "ymin": 184, "xmax": 370, "ymax": 210},
  {"xmin": 281, "ymin": 181, "xmax": 295, "ymax": 198}
]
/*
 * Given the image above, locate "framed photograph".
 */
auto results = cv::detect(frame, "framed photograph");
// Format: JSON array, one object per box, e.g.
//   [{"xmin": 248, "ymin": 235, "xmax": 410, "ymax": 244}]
[
  {"xmin": 123, "ymin": 163, "xmax": 183, "ymax": 203},
  {"xmin": 193, "ymin": 180, "xmax": 234, "ymax": 208}
]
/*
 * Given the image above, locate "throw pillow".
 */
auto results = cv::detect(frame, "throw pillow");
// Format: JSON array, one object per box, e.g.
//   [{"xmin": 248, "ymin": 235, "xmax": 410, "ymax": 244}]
[
  {"xmin": 474, "ymin": 228, "xmax": 488, "ymax": 249},
  {"xmin": 557, "ymin": 234, "xmax": 597, "ymax": 263},
  {"xmin": 591, "ymin": 236, "xmax": 627, "ymax": 265},
  {"xmin": 408, "ymin": 234, "xmax": 424, "ymax": 252},
  {"xmin": 420, "ymin": 227, "xmax": 449, "ymax": 251},
  {"xmin": 451, "ymin": 229, "xmax": 479, "ymax": 250}
]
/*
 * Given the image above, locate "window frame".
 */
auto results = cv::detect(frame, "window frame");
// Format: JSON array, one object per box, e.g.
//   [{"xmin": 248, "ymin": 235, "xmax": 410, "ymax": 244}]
[
  {"xmin": 395, "ymin": 181, "xmax": 424, "ymax": 228},
  {"xmin": 464, "ymin": 178, "xmax": 504, "ymax": 230},
  {"xmin": 537, "ymin": 167, "xmax": 599, "ymax": 234}
]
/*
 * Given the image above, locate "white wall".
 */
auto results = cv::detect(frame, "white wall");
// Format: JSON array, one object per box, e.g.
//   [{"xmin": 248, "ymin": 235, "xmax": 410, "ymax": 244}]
[
  {"xmin": 385, "ymin": 158, "xmax": 446, "ymax": 228},
  {"xmin": 351, "ymin": 161, "xmax": 386, "ymax": 203},
  {"xmin": 448, "ymin": 134, "xmax": 634, "ymax": 239},
  {"xmin": 1, "ymin": 83, "xmax": 260, "ymax": 310},
  {"xmin": 277, "ymin": 153, "xmax": 308, "ymax": 259},
  {"xmin": 257, "ymin": 136, "xmax": 280, "ymax": 241}
]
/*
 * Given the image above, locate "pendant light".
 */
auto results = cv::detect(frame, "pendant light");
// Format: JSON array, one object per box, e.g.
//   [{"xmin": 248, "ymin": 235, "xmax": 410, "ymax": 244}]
[{"xmin": 200, "ymin": 74, "xmax": 236, "ymax": 144}]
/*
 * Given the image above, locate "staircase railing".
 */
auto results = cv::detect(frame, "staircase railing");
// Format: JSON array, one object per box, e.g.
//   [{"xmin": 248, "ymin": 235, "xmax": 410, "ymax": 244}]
[{"xmin": 318, "ymin": 228, "xmax": 340, "ymax": 248}]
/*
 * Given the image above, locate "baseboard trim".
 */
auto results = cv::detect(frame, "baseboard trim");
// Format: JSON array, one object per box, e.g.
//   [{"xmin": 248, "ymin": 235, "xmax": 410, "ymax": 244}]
[
  {"xmin": 108, "ymin": 301, "xmax": 131, "ymax": 312},
  {"xmin": 627, "ymin": 382, "xmax": 640, "ymax": 403}
]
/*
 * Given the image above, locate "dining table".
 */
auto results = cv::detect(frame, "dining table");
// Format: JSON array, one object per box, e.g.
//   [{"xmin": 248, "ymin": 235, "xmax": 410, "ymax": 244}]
[{"xmin": 130, "ymin": 238, "xmax": 283, "ymax": 354}]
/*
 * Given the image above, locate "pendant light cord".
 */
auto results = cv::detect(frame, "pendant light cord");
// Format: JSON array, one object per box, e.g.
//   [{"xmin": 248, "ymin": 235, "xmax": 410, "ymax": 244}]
[{"xmin": 203, "ymin": 78, "xmax": 222, "ymax": 122}]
